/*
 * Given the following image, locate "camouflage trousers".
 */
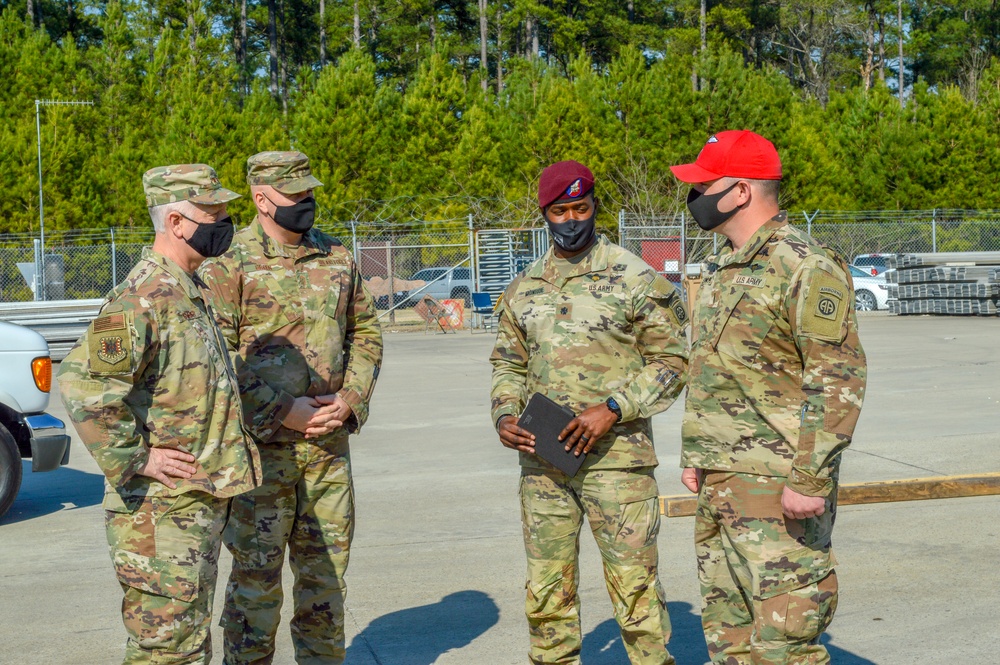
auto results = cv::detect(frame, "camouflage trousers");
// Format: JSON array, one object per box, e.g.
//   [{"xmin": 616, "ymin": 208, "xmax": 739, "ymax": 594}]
[
  {"xmin": 695, "ymin": 471, "xmax": 839, "ymax": 665},
  {"xmin": 221, "ymin": 437, "xmax": 354, "ymax": 665},
  {"xmin": 519, "ymin": 467, "xmax": 674, "ymax": 665},
  {"xmin": 104, "ymin": 489, "xmax": 229, "ymax": 665}
]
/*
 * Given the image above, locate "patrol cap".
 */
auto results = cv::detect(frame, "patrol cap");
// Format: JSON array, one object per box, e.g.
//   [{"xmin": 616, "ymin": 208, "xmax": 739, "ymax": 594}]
[
  {"xmin": 670, "ymin": 130, "xmax": 782, "ymax": 183},
  {"xmin": 538, "ymin": 160, "xmax": 595, "ymax": 209},
  {"xmin": 142, "ymin": 164, "xmax": 241, "ymax": 207},
  {"xmin": 246, "ymin": 151, "xmax": 324, "ymax": 194}
]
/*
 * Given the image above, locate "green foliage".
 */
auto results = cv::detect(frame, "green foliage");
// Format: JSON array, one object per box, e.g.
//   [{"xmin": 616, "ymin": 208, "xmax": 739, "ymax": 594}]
[{"xmin": 2, "ymin": 0, "xmax": 1000, "ymax": 241}]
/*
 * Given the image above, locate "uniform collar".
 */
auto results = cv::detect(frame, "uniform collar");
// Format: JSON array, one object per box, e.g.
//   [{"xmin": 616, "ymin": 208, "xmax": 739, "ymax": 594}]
[
  {"xmin": 250, "ymin": 217, "xmax": 331, "ymax": 260},
  {"xmin": 141, "ymin": 246, "xmax": 205, "ymax": 301},
  {"xmin": 528, "ymin": 234, "xmax": 610, "ymax": 286},
  {"xmin": 717, "ymin": 211, "xmax": 788, "ymax": 268}
]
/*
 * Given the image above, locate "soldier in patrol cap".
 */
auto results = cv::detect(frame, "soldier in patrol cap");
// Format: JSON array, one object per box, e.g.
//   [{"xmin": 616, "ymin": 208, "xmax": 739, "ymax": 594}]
[
  {"xmin": 490, "ymin": 160, "xmax": 689, "ymax": 665},
  {"xmin": 671, "ymin": 131, "xmax": 867, "ymax": 664},
  {"xmin": 199, "ymin": 150, "xmax": 382, "ymax": 664},
  {"xmin": 58, "ymin": 164, "xmax": 261, "ymax": 664}
]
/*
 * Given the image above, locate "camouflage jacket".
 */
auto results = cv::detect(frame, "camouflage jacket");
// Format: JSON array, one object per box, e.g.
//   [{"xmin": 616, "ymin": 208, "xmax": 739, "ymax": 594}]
[
  {"xmin": 682, "ymin": 213, "xmax": 867, "ymax": 497},
  {"xmin": 199, "ymin": 218, "xmax": 383, "ymax": 443},
  {"xmin": 58, "ymin": 248, "xmax": 261, "ymax": 500},
  {"xmin": 490, "ymin": 236, "xmax": 689, "ymax": 471}
]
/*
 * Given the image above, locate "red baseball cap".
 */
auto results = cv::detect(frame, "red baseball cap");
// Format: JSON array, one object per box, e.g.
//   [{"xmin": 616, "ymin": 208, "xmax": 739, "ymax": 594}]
[
  {"xmin": 538, "ymin": 160, "xmax": 595, "ymax": 209},
  {"xmin": 670, "ymin": 130, "xmax": 782, "ymax": 183}
]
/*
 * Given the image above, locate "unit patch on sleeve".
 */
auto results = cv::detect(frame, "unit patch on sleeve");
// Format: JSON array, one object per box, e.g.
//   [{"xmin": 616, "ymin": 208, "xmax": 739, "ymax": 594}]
[
  {"xmin": 800, "ymin": 273, "xmax": 848, "ymax": 342},
  {"xmin": 89, "ymin": 310, "xmax": 135, "ymax": 375}
]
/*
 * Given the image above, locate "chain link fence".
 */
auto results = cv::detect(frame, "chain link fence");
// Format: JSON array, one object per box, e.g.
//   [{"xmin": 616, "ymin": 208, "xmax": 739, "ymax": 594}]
[
  {"xmin": 5, "ymin": 209, "xmax": 1000, "ymax": 313},
  {"xmin": 618, "ymin": 209, "xmax": 1000, "ymax": 278}
]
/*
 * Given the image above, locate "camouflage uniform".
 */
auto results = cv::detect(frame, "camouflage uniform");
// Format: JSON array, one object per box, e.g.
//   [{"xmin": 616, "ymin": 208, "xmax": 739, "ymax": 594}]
[
  {"xmin": 199, "ymin": 151, "xmax": 382, "ymax": 665},
  {"xmin": 490, "ymin": 235, "xmax": 688, "ymax": 665},
  {"xmin": 682, "ymin": 212, "xmax": 867, "ymax": 664},
  {"xmin": 58, "ymin": 165, "xmax": 261, "ymax": 665}
]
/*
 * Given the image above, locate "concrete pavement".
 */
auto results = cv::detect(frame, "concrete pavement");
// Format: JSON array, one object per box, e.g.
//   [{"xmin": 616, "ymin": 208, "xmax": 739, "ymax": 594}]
[{"xmin": 1, "ymin": 313, "xmax": 998, "ymax": 664}]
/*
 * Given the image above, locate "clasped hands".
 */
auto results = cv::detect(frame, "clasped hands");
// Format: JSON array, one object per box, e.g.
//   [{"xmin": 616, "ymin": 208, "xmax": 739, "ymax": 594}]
[
  {"xmin": 498, "ymin": 401, "xmax": 619, "ymax": 458},
  {"xmin": 283, "ymin": 394, "xmax": 353, "ymax": 438}
]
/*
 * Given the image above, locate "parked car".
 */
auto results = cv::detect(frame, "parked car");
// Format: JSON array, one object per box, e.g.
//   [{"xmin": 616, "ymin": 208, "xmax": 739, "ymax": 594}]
[
  {"xmin": 0, "ymin": 321, "xmax": 72, "ymax": 518},
  {"xmin": 849, "ymin": 265, "xmax": 889, "ymax": 311},
  {"xmin": 401, "ymin": 267, "xmax": 474, "ymax": 306},
  {"xmin": 852, "ymin": 253, "xmax": 890, "ymax": 276}
]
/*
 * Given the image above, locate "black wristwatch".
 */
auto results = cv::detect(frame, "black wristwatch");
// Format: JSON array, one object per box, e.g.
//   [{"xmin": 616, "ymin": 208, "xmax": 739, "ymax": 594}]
[{"xmin": 605, "ymin": 397, "xmax": 622, "ymax": 423}]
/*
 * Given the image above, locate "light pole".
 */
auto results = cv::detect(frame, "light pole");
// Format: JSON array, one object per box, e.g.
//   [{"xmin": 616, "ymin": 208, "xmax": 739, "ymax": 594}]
[{"xmin": 34, "ymin": 98, "xmax": 94, "ymax": 300}]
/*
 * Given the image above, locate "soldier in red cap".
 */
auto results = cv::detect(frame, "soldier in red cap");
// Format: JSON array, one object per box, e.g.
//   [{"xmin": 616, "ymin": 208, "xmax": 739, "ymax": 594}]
[
  {"xmin": 490, "ymin": 160, "xmax": 689, "ymax": 664},
  {"xmin": 671, "ymin": 131, "xmax": 867, "ymax": 664}
]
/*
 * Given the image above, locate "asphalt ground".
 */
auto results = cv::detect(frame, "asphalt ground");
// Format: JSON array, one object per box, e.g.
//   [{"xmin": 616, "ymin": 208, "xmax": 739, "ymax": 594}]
[{"xmin": 2, "ymin": 312, "xmax": 998, "ymax": 664}]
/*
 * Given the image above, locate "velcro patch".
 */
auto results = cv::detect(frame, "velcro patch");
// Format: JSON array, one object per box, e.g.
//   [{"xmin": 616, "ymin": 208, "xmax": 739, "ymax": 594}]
[
  {"xmin": 89, "ymin": 311, "xmax": 135, "ymax": 376},
  {"xmin": 670, "ymin": 300, "xmax": 689, "ymax": 326},
  {"xmin": 555, "ymin": 303, "xmax": 573, "ymax": 320},
  {"xmin": 734, "ymin": 275, "xmax": 765, "ymax": 287},
  {"xmin": 523, "ymin": 287, "xmax": 544, "ymax": 297},
  {"xmin": 801, "ymin": 272, "xmax": 848, "ymax": 342}
]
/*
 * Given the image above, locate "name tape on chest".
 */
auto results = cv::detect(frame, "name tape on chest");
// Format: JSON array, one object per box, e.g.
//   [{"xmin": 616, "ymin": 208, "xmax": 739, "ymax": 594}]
[{"xmin": 733, "ymin": 275, "xmax": 766, "ymax": 288}]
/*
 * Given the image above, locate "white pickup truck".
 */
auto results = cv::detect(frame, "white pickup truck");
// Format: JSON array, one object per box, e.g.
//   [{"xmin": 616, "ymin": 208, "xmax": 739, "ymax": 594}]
[{"xmin": 0, "ymin": 321, "xmax": 72, "ymax": 518}]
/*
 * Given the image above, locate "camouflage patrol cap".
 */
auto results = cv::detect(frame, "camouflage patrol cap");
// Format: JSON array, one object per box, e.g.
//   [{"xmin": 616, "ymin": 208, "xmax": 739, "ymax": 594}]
[
  {"xmin": 142, "ymin": 164, "xmax": 241, "ymax": 207},
  {"xmin": 246, "ymin": 151, "xmax": 324, "ymax": 194}
]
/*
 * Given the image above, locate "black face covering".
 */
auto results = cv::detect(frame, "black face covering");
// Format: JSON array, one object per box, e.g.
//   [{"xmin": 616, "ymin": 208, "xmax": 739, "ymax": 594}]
[
  {"xmin": 687, "ymin": 183, "xmax": 740, "ymax": 231},
  {"xmin": 269, "ymin": 195, "xmax": 316, "ymax": 233},
  {"xmin": 183, "ymin": 215, "xmax": 234, "ymax": 258},
  {"xmin": 546, "ymin": 211, "xmax": 597, "ymax": 252}
]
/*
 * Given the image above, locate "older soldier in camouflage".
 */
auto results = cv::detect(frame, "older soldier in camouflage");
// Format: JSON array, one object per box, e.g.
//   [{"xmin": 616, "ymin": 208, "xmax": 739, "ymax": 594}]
[
  {"xmin": 671, "ymin": 131, "xmax": 867, "ymax": 664},
  {"xmin": 490, "ymin": 160, "xmax": 688, "ymax": 665},
  {"xmin": 199, "ymin": 151, "xmax": 382, "ymax": 665},
  {"xmin": 58, "ymin": 164, "xmax": 261, "ymax": 665}
]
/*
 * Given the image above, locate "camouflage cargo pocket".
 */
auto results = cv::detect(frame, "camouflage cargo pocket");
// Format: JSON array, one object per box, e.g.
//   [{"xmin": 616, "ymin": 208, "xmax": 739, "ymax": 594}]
[
  {"xmin": 757, "ymin": 569, "xmax": 838, "ymax": 644},
  {"xmin": 753, "ymin": 543, "xmax": 834, "ymax": 601},
  {"xmin": 110, "ymin": 547, "xmax": 199, "ymax": 602},
  {"xmin": 612, "ymin": 473, "xmax": 660, "ymax": 558}
]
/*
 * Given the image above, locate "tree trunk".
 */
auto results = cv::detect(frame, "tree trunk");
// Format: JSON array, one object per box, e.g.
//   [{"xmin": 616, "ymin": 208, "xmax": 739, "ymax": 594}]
[
  {"xmin": 627, "ymin": 0, "xmax": 634, "ymax": 23},
  {"xmin": 26, "ymin": 0, "xmax": 34, "ymax": 27},
  {"xmin": 238, "ymin": 0, "xmax": 247, "ymax": 95},
  {"xmin": 700, "ymin": 0, "xmax": 706, "ymax": 52},
  {"xmin": 897, "ymin": 0, "xmax": 904, "ymax": 105},
  {"xmin": 495, "ymin": 8, "xmax": 503, "ymax": 94},
  {"xmin": 479, "ymin": 0, "xmax": 488, "ymax": 91},
  {"xmin": 320, "ymin": 0, "xmax": 327, "ymax": 66},
  {"xmin": 186, "ymin": 0, "xmax": 197, "ymax": 63},
  {"xmin": 878, "ymin": 12, "xmax": 886, "ymax": 82},
  {"xmin": 530, "ymin": 15, "xmax": 538, "ymax": 57},
  {"xmin": 268, "ymin": 0, "xmax": 279, "ymax": 98},
  {"xmin": 429, "ymin": 13, "xmax": 436, "ymax": 49},
  {"xmin": 279, "ymin": 0, "xmax": 288, "ymax": 115},
  {"xmin": 353, "ymin": 0, "xmax": 361, "ymax": 47}
]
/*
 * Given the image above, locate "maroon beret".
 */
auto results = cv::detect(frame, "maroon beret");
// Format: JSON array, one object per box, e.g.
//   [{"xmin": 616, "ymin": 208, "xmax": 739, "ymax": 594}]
[{"xmin": 538, "ymin": 160, "xmax": 595, "ymax": 209}]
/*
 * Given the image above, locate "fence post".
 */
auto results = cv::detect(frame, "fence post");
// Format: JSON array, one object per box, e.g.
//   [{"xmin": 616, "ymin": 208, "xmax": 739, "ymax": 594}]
[
  {"xmin": 33, "ymin": 238, "xmax": 41, "ymax": 302},
  {"xmin": 468, "ymin": 214, "xmax": 476, "ymax": 292},
  {"xmin": 931, "ymin": 209, "xmax": 937, "ymax": 252},
  {"xmin": 350, "ymin": 220, "xmax": 359, "ymax": 264},
  {"xmin": 110, "ymin": 227, "xmax": 118, "ymax": 287},
  {"xmin": 618, "ymin": 209, "xmax": 624, "ymax": 245},
  {"xmin": 680, "ymin": 210, "xmax": 687, "ymax": 268}
]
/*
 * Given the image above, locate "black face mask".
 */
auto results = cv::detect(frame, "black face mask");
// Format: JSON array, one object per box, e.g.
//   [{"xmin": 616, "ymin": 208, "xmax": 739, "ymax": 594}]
[
  {"xmin": 268, "ymin": 195, "xmax": 316, "ymax": 233},
  {"xmin": 687, "ymin": 183, "xmax": 740, "ymax": 231},
  {"xmin": 546, "ymin": 211, "xmax": 597, "ymax": 253},
  {"xmin": 183, "ymin": 215, "xmax": 234, "ymax": 258}
]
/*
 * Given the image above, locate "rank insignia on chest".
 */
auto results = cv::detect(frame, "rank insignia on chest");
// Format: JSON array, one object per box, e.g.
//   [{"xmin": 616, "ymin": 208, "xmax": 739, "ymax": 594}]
[
  {"xmin": 613, "ymin": 264, "xmax": 628, "ymax": 272},
  {"xmin": 97, "ymin": 336, "xmax": 127, "ymax": 364},
  {"xmin": 556, "ymin": 304, "xmax": 573, "ymax": 320},
  {"xmin": 180, "ymin": 310, "xmax": 198, "ymax": 321}
]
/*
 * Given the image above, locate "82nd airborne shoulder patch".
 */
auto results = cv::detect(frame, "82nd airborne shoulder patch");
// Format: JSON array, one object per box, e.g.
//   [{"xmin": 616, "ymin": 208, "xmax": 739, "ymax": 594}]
[{"xmin": 801, "ymin": 272, "xmax": 848, "ymax": 342}]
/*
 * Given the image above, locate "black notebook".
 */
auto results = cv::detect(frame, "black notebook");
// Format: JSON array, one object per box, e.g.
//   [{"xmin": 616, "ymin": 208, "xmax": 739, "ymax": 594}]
[{"xmin": 517, "ymin": 393, "xmax": 586, "ymax": 476}]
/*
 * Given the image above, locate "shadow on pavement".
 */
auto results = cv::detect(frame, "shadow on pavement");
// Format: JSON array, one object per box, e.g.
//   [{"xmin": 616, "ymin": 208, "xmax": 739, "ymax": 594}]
[
  {"xmin": 346, "ymin": 590, "xmax": 499, "ymax": 664},
  {"xmin": 581, "ymin": 601, "xmax": 706, "ymax": 665},
  {"xmin": 0, "ymin": 461, "xmax": 104, "ymax": 525},
  {"xmin": 581, "ymin": 603, "xmax": 876, "ymax": 665}
]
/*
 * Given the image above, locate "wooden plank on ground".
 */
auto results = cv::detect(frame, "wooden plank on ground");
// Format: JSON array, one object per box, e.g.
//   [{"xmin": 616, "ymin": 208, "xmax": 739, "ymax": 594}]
[{"xmin": 659, "ymin": 472, "xmax": 1000, "ymax": 518}]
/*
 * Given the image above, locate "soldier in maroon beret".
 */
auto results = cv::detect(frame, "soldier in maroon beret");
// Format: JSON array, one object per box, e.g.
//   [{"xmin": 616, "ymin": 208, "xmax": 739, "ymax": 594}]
[{"xmin": 490, "ymin": 160, "xmax": 690, "ymax": 664}]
